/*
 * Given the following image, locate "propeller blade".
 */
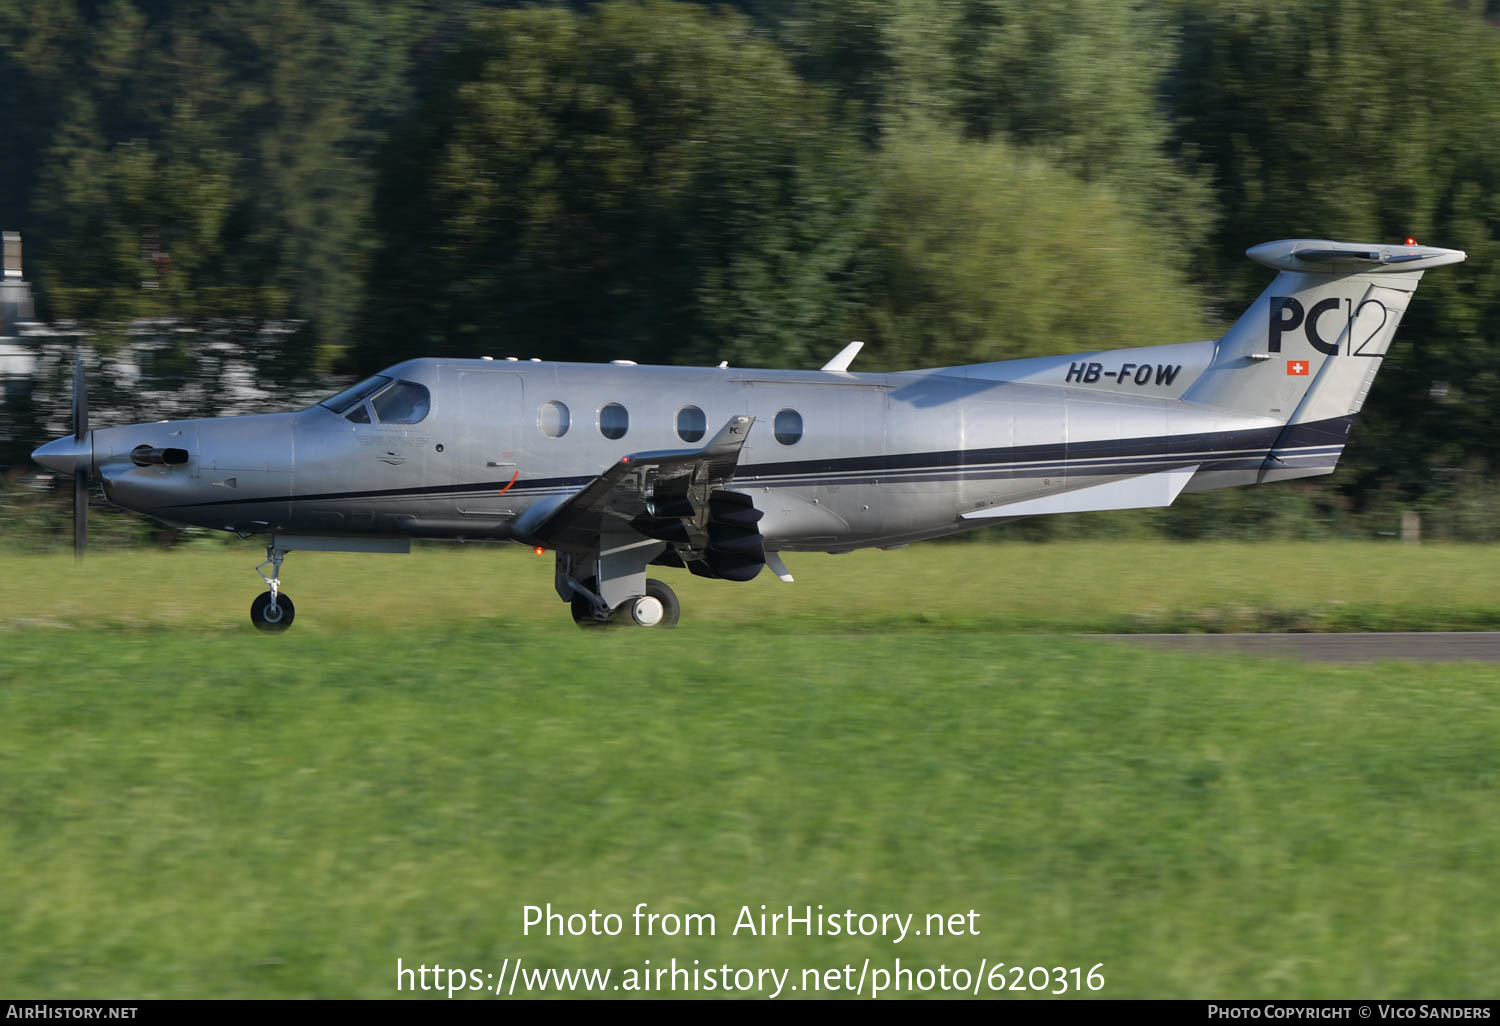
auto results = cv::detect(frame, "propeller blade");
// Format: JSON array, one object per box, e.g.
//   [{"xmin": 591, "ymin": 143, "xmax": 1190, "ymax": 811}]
[
  {"xmin": 72, "ymin": 349, "xmax": 88, "ymax": 441},
  {"xmin": 71, "ymin": 350, "xmax": 89, "ymax": 559},
  {"xmin": 73, "ymin": 468, "xmax": 88, "ymax": 560}
]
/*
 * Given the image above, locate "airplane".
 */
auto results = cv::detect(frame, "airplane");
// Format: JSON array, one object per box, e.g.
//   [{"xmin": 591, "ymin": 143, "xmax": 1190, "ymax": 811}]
[{"xmin": 31, "ymin": 238, "xmax": 1466, "ymax": 632}]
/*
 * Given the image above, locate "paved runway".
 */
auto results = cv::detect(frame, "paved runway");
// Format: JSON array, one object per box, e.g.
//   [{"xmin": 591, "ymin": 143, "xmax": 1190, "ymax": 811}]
[{"xmin": 1104, "ymin": 632, "xmax": 1500, "ymax": 662}]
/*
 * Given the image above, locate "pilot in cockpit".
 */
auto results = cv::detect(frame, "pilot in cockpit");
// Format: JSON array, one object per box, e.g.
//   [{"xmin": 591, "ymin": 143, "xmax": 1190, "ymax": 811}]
[{"xmin": 372, "ymin": 380, "xmax": 430, "ymax": 425}]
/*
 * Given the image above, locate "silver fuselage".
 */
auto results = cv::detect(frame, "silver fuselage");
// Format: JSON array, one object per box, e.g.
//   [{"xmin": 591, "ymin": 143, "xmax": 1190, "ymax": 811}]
[{"xmin": 86, "ymin": 343, "xmax": 1334, "ymax": 551}]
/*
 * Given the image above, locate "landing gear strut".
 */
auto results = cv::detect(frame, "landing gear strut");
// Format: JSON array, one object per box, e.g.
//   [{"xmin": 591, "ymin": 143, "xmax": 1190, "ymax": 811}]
[
  {"xmin": 569, "ymin": 576, "xmax": 611, "ymax": 627},
  {"xmin": 252, "ymin": 544, "xmax": 295, "ymax": 633}
]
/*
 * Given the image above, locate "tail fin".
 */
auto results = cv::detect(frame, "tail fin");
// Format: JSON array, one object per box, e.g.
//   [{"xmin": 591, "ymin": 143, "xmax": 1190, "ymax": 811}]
[{"xmin": 1183, "ymin": 239, "xmax": 1465, "ymax": 480}]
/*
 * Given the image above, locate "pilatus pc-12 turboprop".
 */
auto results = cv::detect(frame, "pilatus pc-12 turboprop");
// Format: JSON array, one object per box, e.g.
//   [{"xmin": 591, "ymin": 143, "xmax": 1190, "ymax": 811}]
[{"xmin": 32, "ymin": 238, "xmax": 1466, "ymax": 631}]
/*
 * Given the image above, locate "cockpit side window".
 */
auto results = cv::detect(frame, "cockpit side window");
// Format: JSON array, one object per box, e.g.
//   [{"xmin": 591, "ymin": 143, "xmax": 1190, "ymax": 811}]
[
  {"xmin": 370, "ymin": 380, "xmax": 431, "ymax": 424},
  {"xmin": 319, "ymin": 375, "xmax": 391, "ymax": 414},
  {"xmin": 346, "ymin": 403, "xmax": 371, "ymax": 423}
]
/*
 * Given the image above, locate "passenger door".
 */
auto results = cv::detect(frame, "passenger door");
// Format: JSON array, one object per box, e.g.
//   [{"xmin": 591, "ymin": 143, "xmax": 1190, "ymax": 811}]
[{"xmin": 440, "ymin": 369, "xmax": 526, "ymax": 516}]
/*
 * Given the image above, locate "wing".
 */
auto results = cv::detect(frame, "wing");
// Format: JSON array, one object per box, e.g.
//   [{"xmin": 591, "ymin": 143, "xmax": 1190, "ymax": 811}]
[{"xmin": 520, "ymin": 415, "xmax": 763, "ymax": 577}]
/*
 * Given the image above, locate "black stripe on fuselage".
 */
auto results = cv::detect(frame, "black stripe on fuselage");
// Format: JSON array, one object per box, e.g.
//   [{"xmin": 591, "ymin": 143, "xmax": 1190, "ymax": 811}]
[
  {"xmin": 163, "ymin": 474, "xmax": 599, "ymax": 508},
  {"xmin": 164, "ymin": 415, "xmax": 1355, "ymax": 510},
  {"xmin": 738, "ymin": 444, "xmax": 1346, "ymax": 486},
  {"xmin": 739, "ymin": 416, "xmax": 1349, "ymax": 480}
]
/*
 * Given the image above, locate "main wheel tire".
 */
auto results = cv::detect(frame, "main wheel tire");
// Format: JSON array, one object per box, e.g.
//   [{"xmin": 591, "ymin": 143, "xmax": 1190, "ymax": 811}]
[
  {"xmin": 626, "ymin": 578, "xmax": 680, "ymax": 628},
  {"xmin": 251, "ymin": 591, "xmax": 295, "ymax": 633},
  {"xmin": 570, "ymin": 578, "xmax": 614, "ymax": 628}
]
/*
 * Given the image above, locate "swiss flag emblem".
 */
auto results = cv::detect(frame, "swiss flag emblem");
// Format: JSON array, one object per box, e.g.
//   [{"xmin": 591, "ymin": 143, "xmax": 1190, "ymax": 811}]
[{"xmin": 1287, "ymin": 360, "xmax": 1310, "ymax": 376}]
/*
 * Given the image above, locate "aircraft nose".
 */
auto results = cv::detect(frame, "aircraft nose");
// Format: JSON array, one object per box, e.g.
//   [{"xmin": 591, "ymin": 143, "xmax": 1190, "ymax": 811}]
[{"xmin": 32, "ymin": 434, "xmax": 93, "ymax": 476}]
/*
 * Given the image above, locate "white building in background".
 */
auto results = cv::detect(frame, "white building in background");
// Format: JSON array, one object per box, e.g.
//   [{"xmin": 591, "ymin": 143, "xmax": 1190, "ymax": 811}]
[
  {"xmin": 1, "ymin": 231, "xmax": 34, "ymax": 330},
  {"xmin": 1, "ymin": 231, "xmax": 39, "ymax": 421}
]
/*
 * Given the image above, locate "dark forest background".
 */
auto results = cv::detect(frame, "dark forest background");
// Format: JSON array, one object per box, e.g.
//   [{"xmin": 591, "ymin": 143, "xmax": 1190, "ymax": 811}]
[{"xmin": 3, "ymin": 0, "xmax": 1499, "ymax": 542}]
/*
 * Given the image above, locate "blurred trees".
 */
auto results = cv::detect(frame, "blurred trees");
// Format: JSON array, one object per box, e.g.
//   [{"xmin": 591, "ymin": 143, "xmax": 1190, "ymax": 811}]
[
  {"xmin": 2, "ymin": 0, "xmax": 419, "ymax": 362},
  {"xmin": 360, "ymin": 1, "xmax": 873, "ymax": 370},
  {"xmin": 1169, "ymin": 0, "xmax": 1500, "ymax": 504},
  {"xmin": 742, "ymin": 1, "xmax": 1216, "ymax": 259},
  {"xmin": 2, "ymin": 0, "xmax": 1499, "ymax": 527},
  {"xmin": 854, "ymin": 122, "xmax": 1211, "ymax": 369}
]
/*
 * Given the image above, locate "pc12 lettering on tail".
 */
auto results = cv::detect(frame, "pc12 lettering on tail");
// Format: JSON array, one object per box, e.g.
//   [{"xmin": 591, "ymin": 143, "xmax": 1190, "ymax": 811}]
[
  {"xmin": 1269, "ymin": 294, "xmax": 1391, "ymax": 357},
  {"xmin": 1065, "ymin": 361, "xmax": 1182, "ymax": 387}
]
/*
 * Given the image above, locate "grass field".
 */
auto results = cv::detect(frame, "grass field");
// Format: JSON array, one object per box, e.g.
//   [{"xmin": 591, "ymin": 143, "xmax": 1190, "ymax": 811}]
[
  {"xmin": 6, "ymin": 538, "xmax": 1500, "ymax": 635},
  {"xmin": 1, "ymin": 541, "xmax": 1497, "ymax": 998}
]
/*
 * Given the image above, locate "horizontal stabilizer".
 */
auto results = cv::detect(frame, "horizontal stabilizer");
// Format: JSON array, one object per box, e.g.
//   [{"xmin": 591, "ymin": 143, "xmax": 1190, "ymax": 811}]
[
  {"xmin": 961, "ymin": 465, "xmax": 1198, "ymax": 520},
  {"xmin": 1246, "ymin": 239, "xmax": 1466, "ymax": 273}
]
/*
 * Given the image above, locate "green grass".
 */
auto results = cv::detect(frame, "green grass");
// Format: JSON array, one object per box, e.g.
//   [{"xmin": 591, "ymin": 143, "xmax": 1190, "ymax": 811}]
[
  {"xmin": 3, "ymin": 539, "xmax": 1500, "ymax": 634},
  {"xmin": 0, "ymin": 542, "xmax": 1497, "ymax": 998}
]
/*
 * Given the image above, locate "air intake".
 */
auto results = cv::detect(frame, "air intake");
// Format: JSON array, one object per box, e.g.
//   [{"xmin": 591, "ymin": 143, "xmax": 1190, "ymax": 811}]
[{"xmin": 132, "ymin": 445, "xmax": 190, "ymax": 467}]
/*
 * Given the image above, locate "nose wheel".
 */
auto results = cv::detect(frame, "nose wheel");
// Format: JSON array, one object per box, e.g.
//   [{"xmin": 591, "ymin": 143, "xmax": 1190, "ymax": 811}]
[
  {"xmin": 251, "ymin": 543, "xmax": 296, "ymax": 633},
  {"xmin": 251, "ymin": 590, "xmax": 296, "ymax": 632}
]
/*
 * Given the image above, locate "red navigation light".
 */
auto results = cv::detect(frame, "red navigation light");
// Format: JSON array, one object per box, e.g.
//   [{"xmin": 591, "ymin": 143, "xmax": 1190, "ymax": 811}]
[
  {"xmin": 533, "ymin": 546, "xmax": 546, "ymax": 555},
  {"xmin": 1405, "ymin": 236, "xmax": 1417, "ymax": 246},
  {"xmin": 621, "ymin": 456, "xmax": 630, "ymax": 463}
]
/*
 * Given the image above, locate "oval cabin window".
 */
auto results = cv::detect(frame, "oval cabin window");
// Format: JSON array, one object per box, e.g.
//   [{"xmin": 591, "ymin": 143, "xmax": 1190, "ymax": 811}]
[
  {"xmin": 676, "ymin": 405, "xmax": 706, "ymax": 443},
  {"xmin": 539, "ymin": 400, "xmax": 570, "ymax": 438},
  {"xmin": 599, "ymin": 403, "xmax": 629, "ymax": 440},
  {"xmin": 773, "ymin": 408, "xmax": 803, "ymax": 445}
]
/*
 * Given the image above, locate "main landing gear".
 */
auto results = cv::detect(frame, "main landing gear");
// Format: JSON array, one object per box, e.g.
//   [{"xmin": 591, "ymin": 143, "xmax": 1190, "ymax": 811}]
[
  {"xmin": 570, "ymin": 576, "xmax": 681, "ymax": 629},
  {"xmin": 557, "ymin": 539, "xmax": 683, "ymax": 630},
  {"xmin": 251, "ymin": 543, "xmax": 295, "ymax": 633}
]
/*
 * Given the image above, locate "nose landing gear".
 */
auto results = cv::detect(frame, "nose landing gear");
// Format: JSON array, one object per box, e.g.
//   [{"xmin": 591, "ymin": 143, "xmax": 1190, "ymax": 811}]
[
  {"xmin": 252, "ymin": 544, "xmax": 295, "ymax": 633},
  {"xmin": 242, "ymin": 535, "xmax": 410, "ymax": 632}
]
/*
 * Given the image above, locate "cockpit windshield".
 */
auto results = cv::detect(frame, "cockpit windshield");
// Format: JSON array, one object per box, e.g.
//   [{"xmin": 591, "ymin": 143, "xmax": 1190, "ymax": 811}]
[
  {"xmin": 370, "ymin": 380, "xmax": 431, "ymax": 424},
  {"xmin": 319, "ymin": 375, "xmax": 391, "ymax": 414},
  {"xmin": 317, "ymin": 374, "xmax": 430, "ymax": 424}
]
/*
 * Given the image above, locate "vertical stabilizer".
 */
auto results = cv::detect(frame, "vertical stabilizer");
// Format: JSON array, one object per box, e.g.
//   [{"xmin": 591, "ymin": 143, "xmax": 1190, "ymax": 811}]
[{"xmin": 1184, "ymin": 241, "xmax": 1464, "ymax": 426}]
